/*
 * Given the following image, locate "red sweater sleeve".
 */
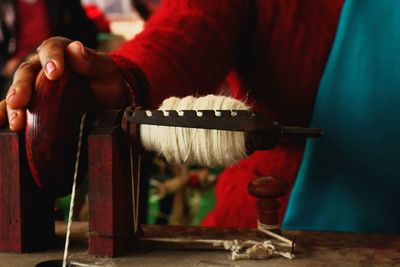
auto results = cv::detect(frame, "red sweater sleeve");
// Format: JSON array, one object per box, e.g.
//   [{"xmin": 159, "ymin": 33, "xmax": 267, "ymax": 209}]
[{"xmin": 111, "ymin": 0, "xmax": 252, "ymax": 108}]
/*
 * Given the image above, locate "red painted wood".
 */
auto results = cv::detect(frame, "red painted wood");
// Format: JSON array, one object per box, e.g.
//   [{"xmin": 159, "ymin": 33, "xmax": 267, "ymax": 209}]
[
  {"xmin": 88, "ymin": 111, "xmax": 137, "ymax": 257},
  {"xmin": 0, "ymin": 131, "xmax": 23, "ymax": 252},
  {"xmin": 248, "ymin": 176, "xmax": 289, "ymax": 199},
  {"xmin": 25, "ymin": 69, "xmax": 95, "ymax": 196},
  {"xmin": 0, "ymin": 129, "xmax": 55, "ymax": 252},
  {"xmin": 256, "ymin": 199, "xmax": 281, "ymax": 210},
  {"xmin": 248, "ymin": 176, "xmax": 290, "ymax": 229},
  {"xmin": 257, "ymin": 203, "xmax": 280, "ymax": 225},
  {"xmin": 89, "ymin": 236, "xmax": 127, "ymax": 258}
]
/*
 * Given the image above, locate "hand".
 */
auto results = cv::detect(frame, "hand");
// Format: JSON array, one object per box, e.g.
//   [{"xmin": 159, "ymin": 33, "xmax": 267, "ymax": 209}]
[{"xmin": 0, "ymin": 37, "xmax": 129, "ymax": 131}]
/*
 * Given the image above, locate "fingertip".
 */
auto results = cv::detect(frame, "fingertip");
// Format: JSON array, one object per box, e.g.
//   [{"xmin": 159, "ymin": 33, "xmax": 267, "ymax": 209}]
[
  {"xmin": 8, "ymin": 110, "xmax": 25, "ymax": 132},
  {"xmin": 37, "ymin": 37, "xmax": 72, "ymax": 80},
  {"xmin": 5, "ymin": 88, "xmax": 16, "ymax": 105},
  {"xmin": 66, "ymin": 41, "xmax": 91, "ymax": 74},
  {"xmin": 45, "ymin": 60, "xmax": 56, "ymax": 75},
  {"xmin": 68, "ymin": 41, "xmax": 88, "ymax": 59},
  {"xmin": 44, "ymin": 59, "xmax": 63, "ymax": 80},
  {"xmin": 6, "ymin": 83, "xmax": 32, "ymax": 110}
]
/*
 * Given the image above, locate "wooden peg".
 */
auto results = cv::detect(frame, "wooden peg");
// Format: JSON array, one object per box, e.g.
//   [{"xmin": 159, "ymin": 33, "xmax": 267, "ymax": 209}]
[{"xmin": 248, "ymin": 176, "xmax": 289, "ymax": 233}]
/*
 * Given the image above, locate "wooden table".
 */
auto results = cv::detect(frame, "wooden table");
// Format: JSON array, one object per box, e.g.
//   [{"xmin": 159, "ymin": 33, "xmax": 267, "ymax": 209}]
[{"xmin": 0, "ymin": 222, "xmax": 398, "ymax": 267}]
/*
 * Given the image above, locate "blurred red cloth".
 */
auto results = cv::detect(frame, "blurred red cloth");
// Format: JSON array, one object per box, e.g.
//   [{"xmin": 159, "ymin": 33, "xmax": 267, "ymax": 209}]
[
  {"xmin": 84, "ymin": 4, "xmax": 111, "ymax": 33},
  {"xmin": 15, "ymin": 0, "xmax": 50, "ymax": 58}
]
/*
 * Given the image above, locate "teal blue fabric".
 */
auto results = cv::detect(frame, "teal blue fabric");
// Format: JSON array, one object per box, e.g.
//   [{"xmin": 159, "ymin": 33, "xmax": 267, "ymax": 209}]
[{"xmin": 282, "ymin": 0, "xmax": 400, "ymax": 233}]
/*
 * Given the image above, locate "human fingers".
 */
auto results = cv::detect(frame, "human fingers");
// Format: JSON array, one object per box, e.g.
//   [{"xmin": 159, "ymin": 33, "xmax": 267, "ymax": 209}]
[
  {"xmin": 6, "ymin": 107, "xmax": 25, "ymax": 132},
  {"xmin": 66, "ymin": 41, "xmax": 118, "ymax": 79},
  {"xmin": 6, "ymin": 56, "xmax": 41, "ymax": 110},
  {"xmin": 37, "ymin": 36, "xmax": 73, "ymax": 80},
  {"xmin": 66, "ymin": 41, "xmax": 127, "ymax": 108},
  {"xmin": 5, "ymin": 55, "xmax": 40, "ymax": 131}
]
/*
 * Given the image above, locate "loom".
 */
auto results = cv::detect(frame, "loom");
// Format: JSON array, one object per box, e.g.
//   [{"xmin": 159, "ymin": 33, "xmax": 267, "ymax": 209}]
[{"xmin": 0, "ymin": 70, "xmax": 321, "ymax": 260}]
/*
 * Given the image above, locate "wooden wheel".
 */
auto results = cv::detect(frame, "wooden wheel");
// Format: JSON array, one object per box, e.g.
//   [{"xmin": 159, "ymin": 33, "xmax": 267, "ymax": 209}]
[{"xmin": 25, "ymin": 69, "xmax": 95, "ymax": 196}]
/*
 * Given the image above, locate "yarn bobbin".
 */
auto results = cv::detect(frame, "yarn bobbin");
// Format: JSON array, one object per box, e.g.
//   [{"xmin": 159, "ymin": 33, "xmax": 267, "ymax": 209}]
[{"xmin": 125, "ymin": 95, "xmax": 322, "ymax": 167}]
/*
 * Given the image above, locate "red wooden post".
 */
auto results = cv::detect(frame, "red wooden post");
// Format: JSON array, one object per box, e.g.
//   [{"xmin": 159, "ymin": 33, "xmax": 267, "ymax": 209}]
[
  {"xmin": 248, "ymin": 176, "xmax": 289, "ymax": 233},
  {"xmin": 0, "ymin": 129, "xmax": 55, "ymax": 252},
  {"xmin": 87, "ymin": 111, "xmax": 137, "ymax": 257}
]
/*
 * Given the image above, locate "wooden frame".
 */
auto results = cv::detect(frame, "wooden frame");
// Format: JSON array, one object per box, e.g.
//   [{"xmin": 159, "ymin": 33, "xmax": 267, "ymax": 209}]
[
  {"xmin": 87, "ymin": 110, "xmax": 137, "ymax": 257},
  {"xmin": 0, "ymin": 110, "xmax": 288, "ymax": 257},
  {"xmin": 0, "ymin": 129, "xmax": 54, "ymax": 252}
]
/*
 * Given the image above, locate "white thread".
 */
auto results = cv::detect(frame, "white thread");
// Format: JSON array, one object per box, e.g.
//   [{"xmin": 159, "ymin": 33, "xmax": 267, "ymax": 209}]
[
  {"xmin": 63, "ymin": 113, "xmax": 87, "ymax": 267},
  {"xmin": 129, "ymin": 125, "xmax": 141, "ymax": 234},
  {"xmin": 129, "ymin": 142, "xmax": 137, "ymax": 233},
  {"xmin": 220, "ymin": 221, "xmax": 295, "ymax": 260},
  {"xmin": 135, "ymin": 156, "xmax": 141, "ymax": 231},
  {"xmin": 257, "ymin": 221, "xmax": 280, "ymax": 230},
  {"xmin": 222, "ymin": 239, "xmax": 294, "ymax": 260},
  {"xmin": 140, "ymin": 95, "xmax": 249, "ymax": 166},
  {"xmin": 257, "ymin": 220, "xmax": 293, "ymax": 246},
  {"xmin": 138, "ymin": 237, "xmax": 294, "ymax": 260}
]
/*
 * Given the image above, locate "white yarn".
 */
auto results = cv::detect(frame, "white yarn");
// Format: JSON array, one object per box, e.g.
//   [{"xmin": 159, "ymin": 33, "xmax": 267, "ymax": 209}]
[{"xmin": 140, "ymin": 95, "xmax": 249, "ymax": 166}]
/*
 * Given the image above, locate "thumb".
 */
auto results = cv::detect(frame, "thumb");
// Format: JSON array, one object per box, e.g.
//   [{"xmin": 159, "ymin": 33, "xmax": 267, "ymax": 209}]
[
  {"xmin": 66, "ymin": 41, "xmax": 117, "ymax": 79},
  {"xmin": 66, "ymin": 41, "xmax": 129, "ymax": 108}
]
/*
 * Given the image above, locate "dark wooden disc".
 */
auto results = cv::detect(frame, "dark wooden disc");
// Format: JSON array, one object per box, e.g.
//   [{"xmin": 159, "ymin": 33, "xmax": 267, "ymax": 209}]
[
  {"xmin": 248, "ymin": 176, "xmax": 289, "ymax": 199},
  {"xmin": 25, "ymin": 69, "xmax": 95, "ymax": 197}
]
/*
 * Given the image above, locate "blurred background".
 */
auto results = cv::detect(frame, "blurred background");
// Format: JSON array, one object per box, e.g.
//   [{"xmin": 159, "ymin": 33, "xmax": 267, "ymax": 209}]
[{"xmin": 81, "ymin": 0, "xmax": 147, "ymax": 44}]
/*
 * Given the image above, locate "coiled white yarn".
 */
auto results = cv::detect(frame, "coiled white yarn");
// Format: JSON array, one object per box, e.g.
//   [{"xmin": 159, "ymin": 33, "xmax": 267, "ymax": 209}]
[{"xmin": 140, "ymin": 95, "xmax": 250, "ymax": 166}]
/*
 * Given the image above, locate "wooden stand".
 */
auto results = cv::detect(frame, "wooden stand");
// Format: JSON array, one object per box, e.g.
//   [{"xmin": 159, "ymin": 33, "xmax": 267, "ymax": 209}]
[
  {"xmin": 0, "ymin": 128, "xmax": 55, "ymax": 252},
  {"xmin": 0, "ymin": 111, "xmax": 291, "ymax": 256},
  {"xmin": 87, "ymin": 110, "xmax": 137, "ymax": 257},
  {"xmin": 0, "ymin": 110, "xmax": 139, "ymax": 257}
]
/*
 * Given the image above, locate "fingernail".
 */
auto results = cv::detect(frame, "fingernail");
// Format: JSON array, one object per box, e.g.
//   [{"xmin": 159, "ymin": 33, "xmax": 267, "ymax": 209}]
[
  {"xmin": 9, "ymin": 112, "xmax": 17, "ymax": 122},
  {"xmin": 78, "ymin": 41, "xmax": 88, "ymax": 60},
  {"xmin": 6, "ymin": 88, "xmax": 16, "ymax": 102},
  {"xmin": 45, "ymin": 60, "xmax": 56, "ymax": 74}
]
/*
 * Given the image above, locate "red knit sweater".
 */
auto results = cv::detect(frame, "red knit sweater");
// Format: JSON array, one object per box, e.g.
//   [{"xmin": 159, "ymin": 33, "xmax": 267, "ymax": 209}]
[{"xmin": 111, "ymin": 0, "xmax": 343, "ymax": 228}]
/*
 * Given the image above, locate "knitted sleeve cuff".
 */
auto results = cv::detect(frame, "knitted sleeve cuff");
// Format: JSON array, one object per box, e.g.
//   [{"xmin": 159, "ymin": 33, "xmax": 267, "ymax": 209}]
[{"xmin": 110, "ymin": 53, "xmax": 150, "ymax": 107}]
